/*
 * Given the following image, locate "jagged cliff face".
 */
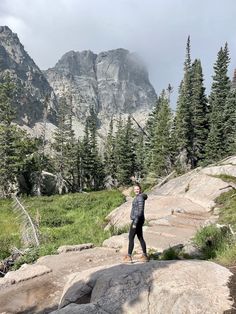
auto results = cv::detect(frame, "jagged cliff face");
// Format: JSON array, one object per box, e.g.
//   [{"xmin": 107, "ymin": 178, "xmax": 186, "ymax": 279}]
[
  {"xmin": 0, "ymin": 26, "xmax": 57, "ymax": 127},
  {"xmin": 45, "ymin": 48, "xmax": 157, "ymax": 134},
  {"xmin": 0, "ymin": 26, "xmax": 157, "ymax": 137}
]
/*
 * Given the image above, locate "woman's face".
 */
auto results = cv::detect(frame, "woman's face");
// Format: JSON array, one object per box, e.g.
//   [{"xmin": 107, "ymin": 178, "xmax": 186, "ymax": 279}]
[{"xmin": 134, "ymin": 186, "xmax": 141, "ymax": 195}]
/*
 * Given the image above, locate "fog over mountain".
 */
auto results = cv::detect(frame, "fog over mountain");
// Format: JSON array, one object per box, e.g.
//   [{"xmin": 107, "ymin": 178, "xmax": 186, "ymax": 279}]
[{"xmin": 1, "ymin": 0, "xmax": 236, "ymax": 106}]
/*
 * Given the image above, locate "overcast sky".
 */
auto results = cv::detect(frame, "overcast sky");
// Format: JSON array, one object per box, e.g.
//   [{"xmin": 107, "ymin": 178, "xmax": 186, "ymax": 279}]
[{"xmin": 0, "ymin": 0, "xmax": 236, "ymax": 106}]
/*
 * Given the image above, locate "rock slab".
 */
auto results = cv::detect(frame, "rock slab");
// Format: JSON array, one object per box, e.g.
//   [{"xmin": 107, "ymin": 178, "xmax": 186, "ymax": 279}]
[
  {"xmin": 0, "ymin": 264, "xmax": 52, "ymax": 287},
  {"xmin": 52, "ymin": 260, "xmax": 232, "ymax": 314}
]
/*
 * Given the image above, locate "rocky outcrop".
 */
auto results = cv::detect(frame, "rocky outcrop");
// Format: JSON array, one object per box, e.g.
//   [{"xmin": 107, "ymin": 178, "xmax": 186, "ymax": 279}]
[
  {"xmin": 105, "ymin": 161, "xmax": 236, "ymax": 231},
  {"xmin": 53, "ymin": 260, "xmax": 232, "ymax": 314},
  {"xmin": 0, "ymin": 26, "xmax": 58, "ymax": 127},
  {"xmin": 103, "ymin": 158, "xmax": 236, "ymax": 253},
  {"xmin": 45, "ymin": 48, "xmax": 157, "ymax": 135},
  {"xmin": 0, "ymin": 264, "xmax": 51, "ymax": 288}
]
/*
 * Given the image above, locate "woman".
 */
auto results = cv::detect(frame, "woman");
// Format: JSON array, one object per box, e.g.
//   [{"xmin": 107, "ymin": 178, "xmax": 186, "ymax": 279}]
[{"xmin": 123, "ymin": 184, "xmax": 149, "ymax": 263}]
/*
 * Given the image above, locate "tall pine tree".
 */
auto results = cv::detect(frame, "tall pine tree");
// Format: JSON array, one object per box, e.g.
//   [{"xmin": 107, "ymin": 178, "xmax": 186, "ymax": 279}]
[
  {"xmin": 81, "ymin": 107, "xmax": 105, "ymax": 190},
  {"xmin": 175, "ymin": 36, "xmax": 193, "ymax": 167},
  {"xmin": 0, "ymin": 75, "xmax": 20, "ymax": 196},
  {"xmin": 115, "ymin": 116, "xmax": 136, "ymax": 185},
  {"xmin": 191, "ymin": 59, "xmax": 209, "ymax": 166},
  {"xmin": 206, "ymin": 43, "xmax": 231, "ymax": 162},
  {"xmin": 223, "ymin": 72, "xmax": 236, "ymax": 155},
  {"xmin": 149, "ymin": 90, "xmax": 172, "ymax": 176},
  {"xmin": 104, "ymin": 119, "xmax": 117, "ymax": 180},
  {"xmin": 53, "ymin": 96, "xmax": 77, "ymax": 193}
]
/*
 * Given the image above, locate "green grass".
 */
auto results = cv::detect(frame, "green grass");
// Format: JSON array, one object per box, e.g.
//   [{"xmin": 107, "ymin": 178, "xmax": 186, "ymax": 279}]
[
  {"xmin": 212, "ymin": 174, "xmax": 236, "ymax": 184},
  {"xmin": 0, "ymin": 198, "xmax": 21, "ymax": 259},
  {"xmin": 0, "ymin": 190, "xmax": 125, "ymax": 261},
  {"xmin": 193, "ymin": 224, "xmax": 232, "ymax": 259},
  {"xmin": 193, "ymin": 188, "xmax": 236, "ymax": 265}
]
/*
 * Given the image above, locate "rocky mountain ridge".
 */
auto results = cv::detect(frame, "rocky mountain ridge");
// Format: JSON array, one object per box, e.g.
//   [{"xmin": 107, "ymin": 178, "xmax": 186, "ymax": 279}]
[
  {"xmin": 0, "ymin": 26, "xmax": 57, "ymax": 127},
  {"xmin": 45, "ymin": 48, "xmax": 157, "ymax": 136},
  {"xmin": 0, "ymin": 26, "xmax": 157, "ymax": 138}
]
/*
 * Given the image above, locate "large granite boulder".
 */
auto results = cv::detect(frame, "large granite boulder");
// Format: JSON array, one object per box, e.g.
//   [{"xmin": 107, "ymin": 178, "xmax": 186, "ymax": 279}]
[{"xmin": 52, "ymin": 260, "xmax": 232, "ymax": 314}]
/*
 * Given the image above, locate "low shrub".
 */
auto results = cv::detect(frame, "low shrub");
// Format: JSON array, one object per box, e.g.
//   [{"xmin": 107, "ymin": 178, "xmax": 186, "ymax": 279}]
[
  {"xmin": 160, "ymin": 247, "xmax": 180, "ymax": 260},
  {"xmin": 193, "ymin": 224, "xmax": 232, "ymax": 259},
  {"xmin": 0, "ymin": 234, "xmax": 21, "ymax": 260},
  {"xmin": 12, "ymin": 247, "xmax": 40, "ymax": 270}
]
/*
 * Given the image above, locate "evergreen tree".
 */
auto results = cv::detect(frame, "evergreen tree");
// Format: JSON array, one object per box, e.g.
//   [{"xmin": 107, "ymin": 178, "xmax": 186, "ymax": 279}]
[
  {"xmin": 149, "ymin": 90, "xmax": 172, "ymax": 176},
  {"xmin": 135, "ymin": 131, "xmax": 146, "ymax": 180},
  {"xmin": 115, "ymin": 116, "xmax": 136, "ymax": 185},
  {"xmin": 175, "ymin": 36, "xmax": 193, "ymax": 167},
  {"xmin": 81, "ymin": 107, "xmax": 105, "ymax": 190},
  {"xmin": 191, "ymin": 59, "xmax": 209, "ymax": 165},
  {"xmin": 145, "ymin": 96, "xmax": 161, "ymax": 168},
  {"xmin": 206, "ymin": 43, "xmax": 231, "ymax": 162},
  {"xmin": 223, "ymin": 86, "xmax": 236, "ymax": 155},
  {"xmin": 0, "ymin": 75, "xmax": 36, "ymax": 196},
  {"xmin": 53, "ymin": 96, "xmax": 77, "ymax": 193},
  {"xmin": 0, "ymin": 75, "xmax": 20, "ymax": 196},
  {"xmin": 104, "ymin": 119, "xmax": 116, "ymax": 179}
]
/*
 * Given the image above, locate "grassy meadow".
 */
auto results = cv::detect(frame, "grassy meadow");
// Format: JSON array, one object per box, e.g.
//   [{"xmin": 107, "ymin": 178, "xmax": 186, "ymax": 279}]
[{"xmin": 0, "ymin": 190, "xmax": 125, "ymax": 261}]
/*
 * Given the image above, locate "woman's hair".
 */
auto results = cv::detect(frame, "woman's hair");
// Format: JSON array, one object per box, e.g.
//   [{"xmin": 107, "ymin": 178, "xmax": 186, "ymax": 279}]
[{"xmin": 134, "ymin": 183, "xmax": 141, "ymax": 190}]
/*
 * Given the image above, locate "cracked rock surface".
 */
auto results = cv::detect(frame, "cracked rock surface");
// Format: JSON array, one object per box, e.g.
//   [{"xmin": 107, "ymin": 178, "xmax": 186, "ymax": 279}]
[{"xmin": 52, "ymin": 260, "xmax": 232, "ymax": 314}]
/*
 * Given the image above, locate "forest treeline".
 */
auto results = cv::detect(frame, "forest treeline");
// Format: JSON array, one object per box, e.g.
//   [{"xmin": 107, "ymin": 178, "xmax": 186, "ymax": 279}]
[{"xmin": 0, "ymin": 37, "xmax": 235, "ymax": 197}]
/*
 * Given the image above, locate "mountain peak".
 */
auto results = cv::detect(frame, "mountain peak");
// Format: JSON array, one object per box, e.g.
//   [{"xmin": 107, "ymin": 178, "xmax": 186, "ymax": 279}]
[
  {"xmin": 0, "ymin": 25, "xmax": 13, "ymax": 34},
  {"xmin": 0, "ymin": 25, "xmax": 20, "ymax": 43},
  {"xmin": 0, "ymin": 25, "xmax": 57, "ymax": 126}
]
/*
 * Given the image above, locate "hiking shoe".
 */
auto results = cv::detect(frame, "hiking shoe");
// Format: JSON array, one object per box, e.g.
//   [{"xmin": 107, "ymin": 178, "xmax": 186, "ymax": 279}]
[
  {"xmin": 139, "ymin": 255, "xmax": 149, "ymax": 262},
  {"xmin": 123, "ymin": 255, "xmax": 132, "ymax": 263}
]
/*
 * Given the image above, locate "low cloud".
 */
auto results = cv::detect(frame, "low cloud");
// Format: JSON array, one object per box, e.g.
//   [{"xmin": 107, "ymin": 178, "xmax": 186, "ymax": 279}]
[{"xmin": 1, "ymin": 0, "xmax": 236, "ymax": 106}]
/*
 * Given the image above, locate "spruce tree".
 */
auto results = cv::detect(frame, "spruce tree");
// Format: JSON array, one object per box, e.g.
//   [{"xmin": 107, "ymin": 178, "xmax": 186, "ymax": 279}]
[
  {"xmin": 0, "ymin": 75, "xmax": 20, "ymax": 196},
  {"xmin": 104, "ymin": 119, "xmax": 116, "ymax": 180},
  {"xmin": 175, "ymin": 36, "xmax": 193, "ymax": 167},
  {"xmin": 53, "ymin": 96, "xmax": 77, "ymax": 193},
  {"xmin": 206, "ymin": 43, "xmax": 231, "ymax": 162},
  {"xmin": 81, "ymin": 107, "xmax": 105, "ymax": 190},
  {"xmin": 135, "ymin": 131, "xmax": 146, "ymax": 180},
  {"xmin": 149, "ymin": 90, "xmax": 172, "ymax": 176},
  {"xmin": 115, "ymin": 116, "xmax": 136, "ymax": 185},
  {"xmin": 223, "ymin": 84, "xmax": 236, "ymax": 155},
  {"xmin": 191, "ymin": 59, "xmax": 209, "ymax": 165},
  {"xmin": 145, "ymin": 96, "xmax": 161, "ymax": 168}
]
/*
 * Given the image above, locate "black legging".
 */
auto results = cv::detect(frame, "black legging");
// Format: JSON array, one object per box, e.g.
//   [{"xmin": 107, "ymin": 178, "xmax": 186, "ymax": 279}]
[{"xmin": 128, "ymin": 219, "xmax": 147, "ymax": 255}]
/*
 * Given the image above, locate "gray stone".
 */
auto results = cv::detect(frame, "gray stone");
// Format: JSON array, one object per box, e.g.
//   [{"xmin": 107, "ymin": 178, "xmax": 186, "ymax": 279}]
[
  {"xmin": 51, "ymin": 303, "xmax": 107, "ymax": 314},
  {"xmin": 102, "ymin": 234, "xmax": 128, "ymax": 250},
  {"xmin": 54, "ymin": 260, "xmax": 232, "ymax": 314},
  {"xmin": 0, "ymin": 264, "xmax": 51, "ymax": 287},
  {"xmin": 182, "ymin": 243, "xmax": 203, "ymax": 258},
  {"xmin": 57, "ymin": 243, "xmax": 94, "ymax": 254}
]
